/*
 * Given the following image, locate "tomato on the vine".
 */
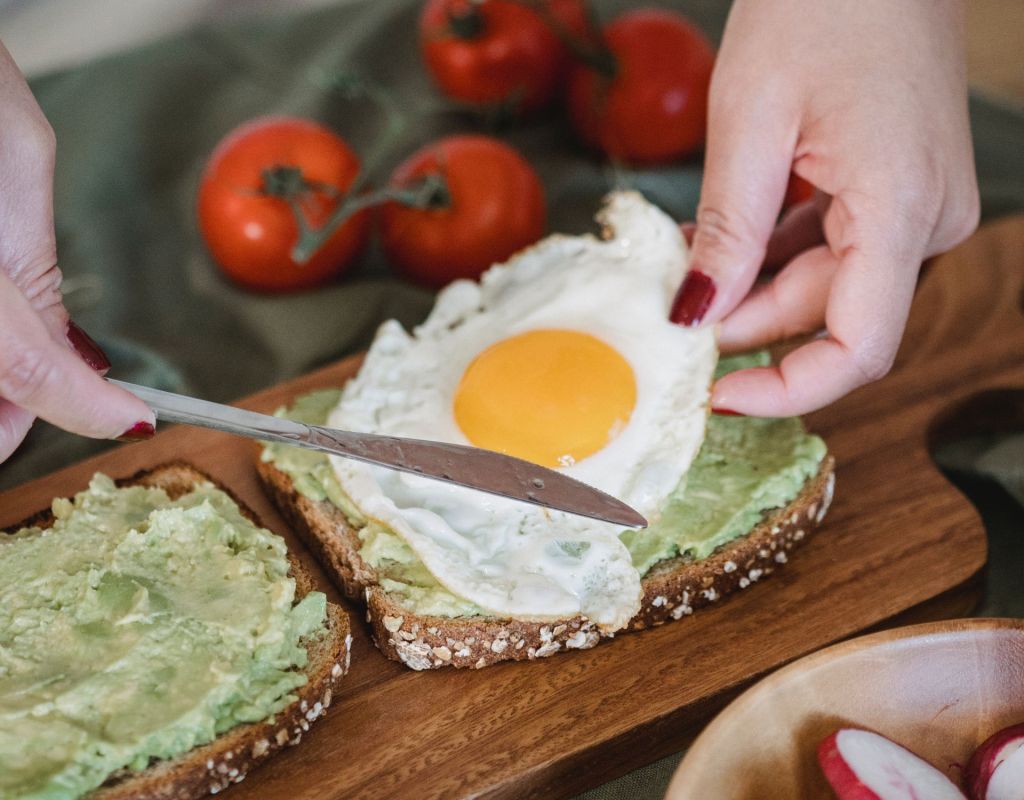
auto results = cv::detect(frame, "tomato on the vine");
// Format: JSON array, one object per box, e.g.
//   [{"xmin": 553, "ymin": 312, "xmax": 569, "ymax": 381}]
[
  {"xmin": 566, "ymin": 9, "xmax": 715, "ymax": 165},
  {"xmin": 420, "ymin": 0, "xmax": 588, "ymax": 114},
  {"xmin": 379, "ymin": 135, "xmax": 545, "ymax": 288},
  {"xmin": 197, "ymin": 117, "xmax": 370, "ymax": 293}
]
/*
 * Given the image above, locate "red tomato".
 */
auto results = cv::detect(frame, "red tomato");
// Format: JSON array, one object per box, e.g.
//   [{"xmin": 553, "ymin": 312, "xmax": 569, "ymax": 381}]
[
  {"xmin": 197, "ymin": 117, "xmax": 370, "ymax": 293},
  {"xmin": 379, "ymin": 135, "xmax": 545, "ymax": 288},
  {"xmin": 566, "ymin": 9, "xmax": 715, "ymax": 164},
  {"xmin": 784, "ymin": 173, "xmax": 817, "ymax": 208},
  {"xmin": 420, "ymin": 0, "xmax": 588, "ymax": 113}
]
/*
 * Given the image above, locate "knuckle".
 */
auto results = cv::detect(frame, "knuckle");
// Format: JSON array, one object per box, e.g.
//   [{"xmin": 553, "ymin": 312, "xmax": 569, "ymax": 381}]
[
  {"xmin": 20, "ymin": 264, "xmax": 64, "ymax": 309},
  {"xmin": 927, "ymin": 186, "xmax": 980, "ymax": 256},
  {"xmin": 694, "ymin": 206, "xmax": 752, "ymax": 255},
  {"xmin": 9, "ymin": 112, "xmax": 56, "ymax": 168},
  {"xmin": 948, "ymin": 190, "xmax": 980, "ymax": 247},
  {"xmin": 0, "ymin": 409, "xmax": 30, "ymax": 459},
  {"xmin": 0, "ymin": 347, "xmax": 58, "ymax": 404},
  {"xmin": 848, "ymin": 342, "xmax": 895, "ymax": 384},
  {"xmin": 35, "ymin": 118, "xmax": 57, "ymax": 156}
]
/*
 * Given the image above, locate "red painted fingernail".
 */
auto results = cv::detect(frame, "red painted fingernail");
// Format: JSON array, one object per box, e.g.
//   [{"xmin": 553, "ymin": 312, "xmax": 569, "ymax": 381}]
[
  {"xmin": 117, "ymin": 421, "xmax": 155, "ymax": 441},
  {"xmin": 66, "ymin": 321, "xmax": 111, "ymax": 372},
  {"xmin": 669, "ymin": 270, "xmax": 716, "ymax": 326},
  {"xmin": 712, "ymin": 407, "xmax": 745, "ymax": 417}
]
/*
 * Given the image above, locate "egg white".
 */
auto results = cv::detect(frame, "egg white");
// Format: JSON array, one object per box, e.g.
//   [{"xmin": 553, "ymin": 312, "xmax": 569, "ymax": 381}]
[{"xmin": 328, "ymin": 192, "xmax": 717, "ymax": 631}]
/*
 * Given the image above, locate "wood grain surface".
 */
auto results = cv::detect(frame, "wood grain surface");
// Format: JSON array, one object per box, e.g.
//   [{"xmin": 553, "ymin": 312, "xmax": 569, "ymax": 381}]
[{"xmin": 2, "ymin": 217, "xmax": 1021, "ymax": 799}]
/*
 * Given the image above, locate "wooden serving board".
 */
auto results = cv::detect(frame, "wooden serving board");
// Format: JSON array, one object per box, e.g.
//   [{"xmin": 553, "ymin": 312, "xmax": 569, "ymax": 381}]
[{"xmin": 3, "ymin": 217, "xmax": 1022, "ymax": 799}]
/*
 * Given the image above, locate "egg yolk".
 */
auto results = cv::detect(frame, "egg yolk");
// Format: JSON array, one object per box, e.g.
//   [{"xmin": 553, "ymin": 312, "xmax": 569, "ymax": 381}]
[{"xmin": 453, "ymin": 329, "xmax": 637, "ymax": 468}]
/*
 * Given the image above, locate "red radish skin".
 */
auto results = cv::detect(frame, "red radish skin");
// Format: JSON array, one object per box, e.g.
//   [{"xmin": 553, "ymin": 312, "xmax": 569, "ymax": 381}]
[
  {"xmin": 820, "ymin": 732, "xmax": 885, "ymax": 800},
  {"xmin": 819, "ymin": 729, "xmax": 967, "ymax": 799},
  {"xmin": 966, "ymin": 723, "xmax": 1024, "ymax": 800}
]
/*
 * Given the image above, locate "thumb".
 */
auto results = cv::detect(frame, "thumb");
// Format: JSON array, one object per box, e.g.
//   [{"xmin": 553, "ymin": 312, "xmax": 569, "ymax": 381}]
[
  {"xmin": 0, "ymin": 399, "xmax": 35, "ymax": 463},
  {"xmin": 670, "ymin": 94, "xmax": 793, "ymax": 327},
  {"xmin": 0, "ymin": 272, "xmax": 154, "ymax": 440}
]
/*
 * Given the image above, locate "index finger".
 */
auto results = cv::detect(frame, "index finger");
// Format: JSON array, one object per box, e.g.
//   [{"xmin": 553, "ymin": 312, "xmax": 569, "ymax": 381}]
[{"xmin": 0, "ymin": 272, "xmax": 153, "ymax": 439}]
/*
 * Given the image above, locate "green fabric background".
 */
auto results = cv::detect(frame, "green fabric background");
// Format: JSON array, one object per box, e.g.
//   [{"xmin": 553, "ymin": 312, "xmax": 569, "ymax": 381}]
[
  {"xmin": 2, "ymin": 0, "xmax": 1022, "ymax": 487},
  {"xmin": 1, "ymin": 1, "xmax": 1022, "ymax": 796}
]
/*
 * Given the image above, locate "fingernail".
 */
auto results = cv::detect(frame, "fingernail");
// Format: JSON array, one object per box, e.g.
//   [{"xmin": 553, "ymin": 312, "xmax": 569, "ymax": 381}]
[
  {"xmin": 670, "ymin": 270, "xmax": 716, "ymax": 326},
  {"xmin": 66, "ymin": 321, "xmax": 111, "ymax": 372},
  {"xmin": 712, "ymin": 407, "xmax": 745, "ymax": 417},
  {"xmin": 117, "ymin": 421, "xmax": 155, "ymax": 442}
]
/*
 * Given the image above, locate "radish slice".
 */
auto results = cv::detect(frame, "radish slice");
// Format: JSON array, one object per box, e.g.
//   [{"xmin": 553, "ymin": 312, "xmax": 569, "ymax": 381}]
[
  {"xmin": 966, "ymin": 723, "xmax": 1024, "ymax": 800},
  {"xmin": 819, "ymin": 728, "xmax": 966, "ymax": 799}
]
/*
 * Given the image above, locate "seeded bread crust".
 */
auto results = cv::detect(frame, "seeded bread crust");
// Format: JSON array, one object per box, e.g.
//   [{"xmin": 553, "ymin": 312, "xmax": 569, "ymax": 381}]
[
  {"xmin": 256, "ymin": 454, "xmax": 834, "ymax": 671},
  {"xmin": 3, "ymin": 461, "xmax": 352, "ymax": 800},
  {"xmin": 630, "ymin": 457, "xmax": 835, "ymax": 630}
]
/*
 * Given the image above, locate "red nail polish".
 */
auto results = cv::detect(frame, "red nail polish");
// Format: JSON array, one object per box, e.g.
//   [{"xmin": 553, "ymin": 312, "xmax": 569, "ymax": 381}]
[
  {"xmin": 712, "ymin": 407, "xmax": 745, "ymax": 417},
  {"xmin": 117, "ymin": 421, "xmax": 155, "ymax": 441},
  {"xmin": 67, "ymin": 321, "xmax": 111, "ymax": 372},
  {"xmin": 670, "ymin": 270, "xmax": 716, "ymax": 326}
]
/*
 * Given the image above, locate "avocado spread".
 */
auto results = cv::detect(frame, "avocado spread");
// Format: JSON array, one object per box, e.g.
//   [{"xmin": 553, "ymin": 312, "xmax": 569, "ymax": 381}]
[
  {"xmin": 0, "ymin": 475, "xmax": 327, "ymax": 800},
  {"xmin": 262, "ymin": 352, "xmax": 825, "ymax": 617}
]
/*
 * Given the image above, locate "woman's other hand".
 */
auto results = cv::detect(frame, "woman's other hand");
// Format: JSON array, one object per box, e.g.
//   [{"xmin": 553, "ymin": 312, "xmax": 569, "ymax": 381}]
[
  {"xmin": 0, "ymin": 41, "xmax": 153, "ymax": 461},
  {"xmin": 672, "ymin": 0, "xmax": 980, "ymax": 416}
]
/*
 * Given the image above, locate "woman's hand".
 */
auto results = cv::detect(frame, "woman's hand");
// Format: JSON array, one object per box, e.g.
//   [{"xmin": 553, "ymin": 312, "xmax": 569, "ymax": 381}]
[
  {"xmin": 671, "ymin": 0, "xmax": 979, "ymax": 416},
  {"xmin": 0, "ymin": 42, "xmax": 153, "ymax": 461}
]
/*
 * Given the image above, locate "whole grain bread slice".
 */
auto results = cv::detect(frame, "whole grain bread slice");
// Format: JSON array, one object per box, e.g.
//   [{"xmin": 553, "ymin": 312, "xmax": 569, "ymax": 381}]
[
  {"xmin": 2, "ymin": 461, "xmax": 352, "ymax": 800},
  {"xmin": 256, "ymin": 453, "xmax": 835, "ymax": 671}
]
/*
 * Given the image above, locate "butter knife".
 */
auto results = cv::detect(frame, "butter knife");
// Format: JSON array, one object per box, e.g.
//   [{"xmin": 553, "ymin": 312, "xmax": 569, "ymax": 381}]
[{"xmin": 110, "ymin": 380, "xmax": 647, "ymax": 529}]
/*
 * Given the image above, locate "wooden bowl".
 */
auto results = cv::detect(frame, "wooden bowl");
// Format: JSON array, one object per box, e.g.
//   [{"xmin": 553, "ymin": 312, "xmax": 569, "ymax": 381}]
[{"xmin": 666, "ymin": 618, "xmax": 1024, "ymax": 799}]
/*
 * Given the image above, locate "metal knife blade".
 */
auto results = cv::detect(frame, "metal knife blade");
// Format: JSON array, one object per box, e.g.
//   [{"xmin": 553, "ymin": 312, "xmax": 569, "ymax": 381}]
[{"xmin": 110, "ymin": 380, "xmax": 647, "ymax": 529}]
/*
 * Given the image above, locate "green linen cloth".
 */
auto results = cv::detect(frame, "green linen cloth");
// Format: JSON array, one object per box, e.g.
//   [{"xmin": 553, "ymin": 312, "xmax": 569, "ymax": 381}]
[
  {"xmin": 1, "ymin": 1, "xmax": 1023, "ymax": 796},
  {"xmin": 3, "ymin": 0, "xmax": 1022, "ymax": 489}
]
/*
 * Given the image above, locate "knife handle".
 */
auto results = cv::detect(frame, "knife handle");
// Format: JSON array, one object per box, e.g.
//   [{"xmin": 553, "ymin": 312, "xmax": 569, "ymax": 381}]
[{"xmin": 109, "ymin": 379, "xmax": 305, "ymax": 439}]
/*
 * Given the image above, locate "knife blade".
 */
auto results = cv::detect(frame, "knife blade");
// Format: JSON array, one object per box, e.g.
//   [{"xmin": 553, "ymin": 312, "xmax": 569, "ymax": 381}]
[{"xmin": 110, "ymin": 380, "xmax": 647, "ymax": 529}]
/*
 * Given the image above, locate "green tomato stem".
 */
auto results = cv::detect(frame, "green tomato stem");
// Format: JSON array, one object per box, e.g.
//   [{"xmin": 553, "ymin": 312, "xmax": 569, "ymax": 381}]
[
  {"xmin": 512, "ymin": 0, "xmax": 617, "ymax": 79},
  {"xmin": 261, "ymin": 165, "xmax": 450, "ymax": 265},
  {"xmin": 270, "ymin": 69, "xmax": 435, "ymax": 265},
  {"xmin": 310, "ymin": 70, "xmax": 408, "ymax": 188},
  {"xmin": 446, "ymin": 3, "xmax": 487, "ymax": 39}
]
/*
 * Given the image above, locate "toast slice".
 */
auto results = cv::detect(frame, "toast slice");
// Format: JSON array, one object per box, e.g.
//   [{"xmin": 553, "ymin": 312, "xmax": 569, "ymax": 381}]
[
  {"xmin": 2, "ymin": 461, "xmax": 352, "ymax": 800},
  {"xmin": 257, "ymin": 451, "xmax": 834, "ymax": 671}
]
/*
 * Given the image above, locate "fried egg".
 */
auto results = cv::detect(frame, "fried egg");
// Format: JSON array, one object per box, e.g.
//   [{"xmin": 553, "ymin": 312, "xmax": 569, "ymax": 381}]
[{"xmin": 327, "ymin": 192, "xmax": 717, "ymax": 631}]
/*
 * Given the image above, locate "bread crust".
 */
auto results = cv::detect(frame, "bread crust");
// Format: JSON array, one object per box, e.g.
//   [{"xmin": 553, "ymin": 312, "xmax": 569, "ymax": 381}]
[
  {"xmin": 631, "ymin": 457, "xmax": 835, "ymax": 630},
  {"xmin": 2, "ymin": 461, "xmax": 352, "ymax": 800},
  {"xmin": 257, "ymin": 453, "xmax": 835, "ymax": 671}
]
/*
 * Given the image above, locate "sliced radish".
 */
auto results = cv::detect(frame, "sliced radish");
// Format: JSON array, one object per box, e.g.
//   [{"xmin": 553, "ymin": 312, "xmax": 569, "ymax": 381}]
[
  {"xmin": 966, "ymin": 723, "xmax": 1024, "ymax": 800},
  {"xmin": 818, "ymin": 728, "xmax": 966, "ymax": 799}
]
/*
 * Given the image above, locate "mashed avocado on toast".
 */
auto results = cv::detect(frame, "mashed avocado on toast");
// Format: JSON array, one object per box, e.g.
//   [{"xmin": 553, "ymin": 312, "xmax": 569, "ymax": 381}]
[
  {"xmin": 0, "ymin": 475, "xmax": 328, "ymax": 800},
  {"xmin": 261, "ymin": 353, "xmax": 826, "ymax": 619}
]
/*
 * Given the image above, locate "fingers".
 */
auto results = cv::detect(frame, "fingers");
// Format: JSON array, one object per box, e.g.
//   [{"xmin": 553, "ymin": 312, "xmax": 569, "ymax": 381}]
[
  {"xmin": 0, "ymin": 49, "xmax": 59, "ymax": 293},
  {"xmin": 711, "ymin": 192, "xmax": 923, "ymax": 416},
  {"xmin": 670, "ymin": 62, "xmax": 796, "ymax": 327},
  {"xmin": 0, "ymin": 43, "xmax": 137, "ymax": 450},
  {"xmin": 711, "ymin": 337, "xmax": 876, "ymax": 416},
  {"xmin": 762, "ymin": 198, "xmax": 825, "ymax": 273},
  {"xmin": 0, "ymin": 399, "xmax": 34, "ymax": 463},
  {"xmin": 21, "ymin": 265, "xmax": 69, "ymax": 345},
  {"xmin": 718, "ymin": 244, "xmax": 836, "ymax": 353},
  {"xmin": 682, "ymin": 195, "xmax": 829, "ymax": 354},
  {"xmin": 0, "ymin": 272, "xmax": 153, "ymax": 439},
  {"xmin": 0, "ymin": 41, "xmax": 69, "ymax": 347},
  {"xmin": 65, "ymin": 320, "xmax": 112, "ymax": 374}
]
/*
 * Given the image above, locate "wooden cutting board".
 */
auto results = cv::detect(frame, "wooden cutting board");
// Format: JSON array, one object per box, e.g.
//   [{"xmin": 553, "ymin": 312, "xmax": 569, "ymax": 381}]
[{"xmin": 2, "ymin": 217, "xmax": 1021, "ymax": 799}]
